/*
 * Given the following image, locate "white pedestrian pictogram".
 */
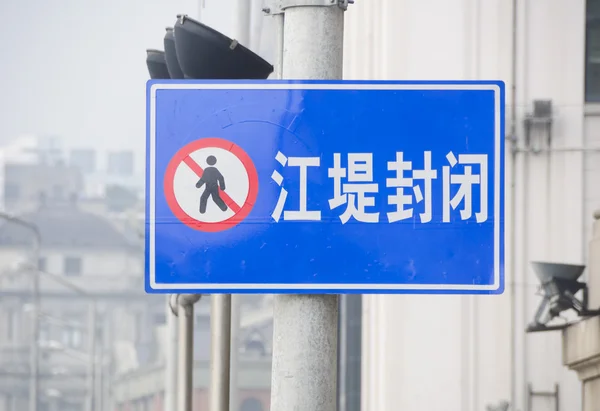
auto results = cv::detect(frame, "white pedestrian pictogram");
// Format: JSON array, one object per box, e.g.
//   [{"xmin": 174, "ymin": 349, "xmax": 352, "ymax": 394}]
[{"xmin": 172, "ymin": 147, "xmax": 250, "ymax": 223}]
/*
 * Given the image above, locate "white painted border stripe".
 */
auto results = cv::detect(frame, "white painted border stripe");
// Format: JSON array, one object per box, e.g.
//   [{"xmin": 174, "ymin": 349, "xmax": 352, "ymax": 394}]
[{"xmin": 148, "ymin": 82, "xmax": 502, "ymax": 291}]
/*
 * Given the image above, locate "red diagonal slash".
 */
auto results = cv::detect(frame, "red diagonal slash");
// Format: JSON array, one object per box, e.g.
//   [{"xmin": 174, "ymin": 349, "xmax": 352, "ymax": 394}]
[{"xmin": 183, "ymin": 156, "xmax": 242, "ymax": 213}]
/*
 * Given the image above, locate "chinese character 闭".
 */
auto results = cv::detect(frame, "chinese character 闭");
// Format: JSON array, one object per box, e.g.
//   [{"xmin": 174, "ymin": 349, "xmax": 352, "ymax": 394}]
[
  {"xmin": 328, "ymin": 153, "xmax": 379, "ymax": 224},
  {"xmin": 271, "ymin": 151, "xmax": 321, "ymax": 222},
  {"xmin": 442, "ymin": 152, "xmax": 488, "ymax": 223}
]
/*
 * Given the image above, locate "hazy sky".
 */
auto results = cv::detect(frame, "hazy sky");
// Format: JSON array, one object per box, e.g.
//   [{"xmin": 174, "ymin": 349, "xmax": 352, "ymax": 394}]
[
  {"xmin": 0, "ymin": 0, "xmax": 203, "ymax": 156},
  {"xmin": 0, "ymin": 0, "xmax": 274, "ymax": 170}
]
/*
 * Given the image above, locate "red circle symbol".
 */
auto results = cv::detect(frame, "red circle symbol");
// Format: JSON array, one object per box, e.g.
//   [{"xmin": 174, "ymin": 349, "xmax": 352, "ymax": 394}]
[{"xmin": 163, "ymin": 137, "xmax": 259, "ymax": 232}]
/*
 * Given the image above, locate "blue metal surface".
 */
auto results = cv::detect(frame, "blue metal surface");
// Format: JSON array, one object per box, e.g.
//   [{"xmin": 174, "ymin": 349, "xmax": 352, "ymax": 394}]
[{"xmin": 146, "ymin": 80, "xmax": 505, "ymax": 294}]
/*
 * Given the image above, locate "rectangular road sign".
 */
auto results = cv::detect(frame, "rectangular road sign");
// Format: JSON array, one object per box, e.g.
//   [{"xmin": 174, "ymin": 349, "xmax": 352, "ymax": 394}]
[{"xmin": 146, "ymin": 80, "xmax": 505, "ymax": 294}]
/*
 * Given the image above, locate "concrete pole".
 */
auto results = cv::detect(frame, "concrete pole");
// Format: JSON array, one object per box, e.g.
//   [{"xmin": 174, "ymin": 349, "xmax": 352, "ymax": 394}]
[
  {"xmin": 236, "ymin": 0, "xmax": 252, "ymax": 45},
  {"xmin": 270, "ymin": 4, "xmax": 344, "ymax": 411},
  {"xmin": 229, "ymin": 3, "xmax": 252, "ymax": 407},
  {"xmin": 273, "ymin": 12, "xmax": 284, "ymax": 79},
  {"xmin": 29, "ymin": 253, "xmax": 39, "ymax": 411},
  {"xmin": 86, "ymin": 301, "xmax": 96, "ymax": 411},
  {"xmin": 95, "ymin": 355, "xmax": 103, "ymax": 411},
  {"xmin": 209, "ymin": 295, "xmax": 232, "ymax": 411},
  {"xmin": 164, "ymin": 295, "xmax": 178, "ymax": 411}
]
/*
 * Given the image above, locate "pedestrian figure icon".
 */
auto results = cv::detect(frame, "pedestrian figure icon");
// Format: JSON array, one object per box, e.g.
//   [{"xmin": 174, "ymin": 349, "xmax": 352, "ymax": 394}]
[
  {"xmin": 196, "ymin": 155, "xmax": 228, "ymax": 213},
  {"xmin": 163, "ymin": 137, "xmax": 259, "ymax": 232}
]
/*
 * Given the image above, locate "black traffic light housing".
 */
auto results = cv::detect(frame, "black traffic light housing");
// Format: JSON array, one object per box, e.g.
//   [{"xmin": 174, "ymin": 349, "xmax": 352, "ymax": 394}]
[
  {"xmin": 146, "ymin": 15, "xmax": 273, "ymax": 82},
  {"xmin": 173, "ymin": 14, "xmax": 273, "ymax": 80},
  {"xmin": 164, "ymin": 27, "xmax": 185, "ymax": 79},
  {"xmin": 145, "ymin": 49, "xmax": 170, "ymax": 80}
]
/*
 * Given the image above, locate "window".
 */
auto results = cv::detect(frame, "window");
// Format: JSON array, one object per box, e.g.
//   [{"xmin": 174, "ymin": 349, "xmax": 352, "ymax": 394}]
[
  {"xmin": 153, "ymin": 313, "xmax": 166, "ymax": 325},
  {"xmin": 134, "ymin": 312, "xmax": 142, "ymax": 343},
  {"xmin": 95, "ymin": 313, "xmax": 104, "ymax": 342},
  {"xmin": 60, "ymin": 313, "xmax": 83, "ymax": 348},
  {"xmin": 52, "ymin": 184, "xmax": 64, "ymax": 200},
  {"xmin": 4, "ymin": 183, "xmax": 20, "ymax": 200},
  {"xmin": 196, "ymin": 315, "xmax": 210, "ymax": 328},
  {"xmin": 38, "ymin": 257, "xmax": 47, "ymax": 272},
  {"xmin": 64, "ymin": 257, "xmax": 82, "ymax": 276},
  {"xmin": 61, "ymin": 326, "xmax": 82, "ymax": 348},
  {"xmin": 6, "ymin": 309, "xmax": 15, "ymax": 341},
  {"xmin": 39, "ymin": 324, "xmax": 50, "ymax": 344},
  {"xmin": 587, "ymin": 0, "xmax": 600, "ymax": 101},
  {"xmin": 107, "ymin": 151, "xmax": 134, "ymax": 176},
  {"xmin": 240, "ymin": 398, "xmax": 264, "ymax": 411}
]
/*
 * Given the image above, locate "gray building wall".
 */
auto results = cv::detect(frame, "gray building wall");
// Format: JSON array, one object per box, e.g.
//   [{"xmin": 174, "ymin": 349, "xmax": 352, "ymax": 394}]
[{"xmin": 3, "ymin": 163, "xmax": 83, "ymax": 211}]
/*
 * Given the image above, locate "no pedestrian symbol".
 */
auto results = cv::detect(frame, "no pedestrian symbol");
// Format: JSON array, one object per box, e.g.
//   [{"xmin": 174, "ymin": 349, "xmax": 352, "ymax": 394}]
[{"xmin": 163, "ymin": 137, "xmax": 259, "ymax": 232}]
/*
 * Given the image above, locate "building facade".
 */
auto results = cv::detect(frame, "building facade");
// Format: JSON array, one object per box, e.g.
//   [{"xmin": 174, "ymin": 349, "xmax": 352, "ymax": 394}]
[
  {"xmin": 342, "ymin": 1, "xmax": 600, "ymax": 410},
  {"xmin": 193, "ymin": 1, "xmax": 600, "ymax": 410},
  {"xmin": 0, "ymin": 197, "xmax": 160, "ymax": 411},
  {"xmin": 561, "ymin": 210, "xmax": 600, "ymax": 411},
  {"xmin": 112, "ymin": 359, "xmax": 271, "ymax": 411},
  {"xmin": 194, "ymin": 0, "xmax": 600, "ymax": 409},
  {"xmin": 111, "ymin": 295, "xmax": 275, "ymax": 411}
]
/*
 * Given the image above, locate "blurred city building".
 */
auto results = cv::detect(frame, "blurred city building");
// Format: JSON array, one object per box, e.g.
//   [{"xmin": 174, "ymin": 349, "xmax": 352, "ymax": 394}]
[
  {"xmin": 112, "ymin": 297, "xmax": 274, "ymax": 411},
  {"xmin": 0, "ymin": 133, "xmax": 276, "ymax": 411},
  {"xmin": 0, "ymin": 135, "xmax": 143, "ymax": 213},
  {"xmin": 0, "ymin": 135, "xmax": 153, "ymax": 411},
  {"xmin": 561, "ymin": 210, "xmax": 600, "ymax": 409},
  {"xmin": 69, "ymin": 149, "xmax": 97, "ymax": 175},
  {"xmin": 0, "ymin": 193, "xmax": 156, "ymax": 411},
  {"xmin": 106, "ymin": 151, "xmax": 134, "ymax": 178}
]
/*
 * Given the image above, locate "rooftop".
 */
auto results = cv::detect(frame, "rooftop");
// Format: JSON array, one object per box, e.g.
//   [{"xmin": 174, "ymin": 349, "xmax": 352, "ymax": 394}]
[{"xmin": 0, "ymin": 203, "xmax": 140, "ymax": 250}]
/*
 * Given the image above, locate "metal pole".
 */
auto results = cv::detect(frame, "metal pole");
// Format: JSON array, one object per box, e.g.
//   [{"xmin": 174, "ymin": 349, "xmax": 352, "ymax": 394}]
[
  {"xmin": 164, "ymin": 295, "xmax": 178, "ymax": 411},
  {"xmin": 96, "ymin": 307, "xmax": 104, "ymax": 411},
  {"xmin": 177, "ymin": 295, "xmax": 201, "ymax": 411},
  {"xmin": 30, "ymin": 236, "xmax": 40, "ymax": 411},
  {"xmin": 86, "ymin": 301, "xmax": 96, "ymax": 411},
  {"xmin": 178, "ymin": 300, "xmax": 193, "ymax": 411},
  {"xmin": 95, "ymin": 356, "xmax": 103, "ymax": 411},
  {"xmin": 209, "ymin": 295, "xmax": 231, "ymax": 411},
  {"xmin": 103, "ymin": 310, "xmax": 114, "ymax": 411},
  {"xmin": 95, "ymin": 333, "xmax": 103, "ymax": 411},
  {"xmin": 338, "ymin": 296, "xmax": 347, "ymax": 411},
  {"xmin": 229, "ymin": 296, "xmax": 240, "ymax": 411},
  {"xmin": 270, "ymin": 3, "xmax": 344, "ymax": 411}
]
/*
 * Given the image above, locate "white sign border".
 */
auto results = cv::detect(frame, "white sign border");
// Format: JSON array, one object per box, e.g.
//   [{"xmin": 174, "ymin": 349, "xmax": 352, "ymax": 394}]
[{"xmin": 148, "ymin": 82, "xmax": 503, "ymax": 292}]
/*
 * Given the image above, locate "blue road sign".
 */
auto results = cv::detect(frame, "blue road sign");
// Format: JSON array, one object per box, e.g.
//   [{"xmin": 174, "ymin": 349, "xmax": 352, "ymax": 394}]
[{"xmin": 146, "ymin": 80, "xmax": 505, "ymax": 294}]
